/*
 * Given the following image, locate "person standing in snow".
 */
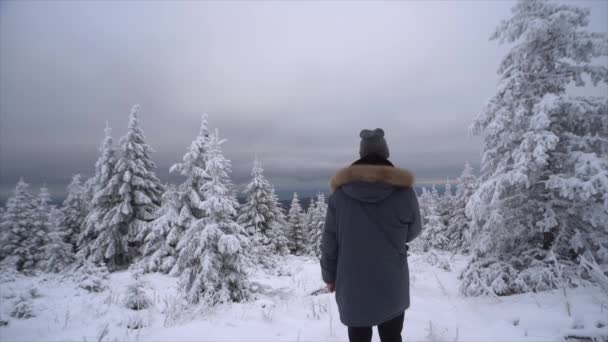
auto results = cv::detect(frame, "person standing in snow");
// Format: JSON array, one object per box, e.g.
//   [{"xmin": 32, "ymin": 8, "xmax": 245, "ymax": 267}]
[{"xmin": 321, "ymin": 128, "xmax": 422, "ymax": 342}]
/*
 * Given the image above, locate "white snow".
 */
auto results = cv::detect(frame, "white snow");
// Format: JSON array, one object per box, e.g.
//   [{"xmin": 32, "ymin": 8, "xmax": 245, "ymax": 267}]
[{"xmin": 1, "ymin": 253, "xmax": 606, "ymax": 342}]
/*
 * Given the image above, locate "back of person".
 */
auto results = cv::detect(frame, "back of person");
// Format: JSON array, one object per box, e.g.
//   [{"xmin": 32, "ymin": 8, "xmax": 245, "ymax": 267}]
[{"xmin": 321, "ymin": 128, "xmax": 422, "ymax": 342}]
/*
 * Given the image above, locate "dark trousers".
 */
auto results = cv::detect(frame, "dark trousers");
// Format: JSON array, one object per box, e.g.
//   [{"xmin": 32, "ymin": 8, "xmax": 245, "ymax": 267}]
[{"xmin": 347, "ymin": 312, "xmax": 405, "ymax": 342}]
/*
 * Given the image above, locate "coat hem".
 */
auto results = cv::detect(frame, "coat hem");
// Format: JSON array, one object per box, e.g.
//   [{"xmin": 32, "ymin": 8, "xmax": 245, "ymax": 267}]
[{"xmin": 340, "ymin": 303, "xmax": 410, "ymax": 327}]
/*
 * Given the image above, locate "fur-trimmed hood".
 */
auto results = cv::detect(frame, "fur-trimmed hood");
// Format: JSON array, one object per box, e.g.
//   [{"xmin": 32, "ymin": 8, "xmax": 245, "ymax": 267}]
[{"xmin": 329, "ymin": 164, "xmax": 415, "ymax": 193}]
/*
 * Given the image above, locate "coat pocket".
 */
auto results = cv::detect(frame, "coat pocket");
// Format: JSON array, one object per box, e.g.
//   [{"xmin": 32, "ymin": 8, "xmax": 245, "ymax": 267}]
[{"xmin": 392, "ymin": 213, "xmax": 414, "ymax": 229}]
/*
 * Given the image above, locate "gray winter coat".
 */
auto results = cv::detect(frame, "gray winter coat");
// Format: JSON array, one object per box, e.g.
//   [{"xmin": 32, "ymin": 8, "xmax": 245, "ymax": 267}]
[{"xmin": 321, "ymin": 164, "xmax": 422, "ymax": 327}]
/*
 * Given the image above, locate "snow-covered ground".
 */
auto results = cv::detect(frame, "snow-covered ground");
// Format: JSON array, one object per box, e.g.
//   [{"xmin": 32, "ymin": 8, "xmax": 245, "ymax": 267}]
[{"xmin": 1, "ymin": 253, "xmax": 606, "ymax": 342}]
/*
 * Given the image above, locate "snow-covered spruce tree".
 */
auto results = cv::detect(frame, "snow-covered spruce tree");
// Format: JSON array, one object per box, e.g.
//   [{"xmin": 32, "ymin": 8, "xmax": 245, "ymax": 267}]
[
  {"xmin": 287, "ymin": 192, "xmax": 306, "ymax": 255},
  {"xmin": 418, "ymin": 191, "xmax": 448, "ymax": 252},
  {"xmin": 309, "ymin": 193, "xmax": 327, "ymax": 258},
  {"xmin": 35, "ymin": 186, "xmax": 76, "ymax": 272},
  {"xmin": 302, "ymin": 197, "xmax": 316, "ymax": 254},
  {"xmin": 72, "ymin": 258, "xmax": 110, "ymax": 292},
  {"xmin": 461, "ymin": 0, "xmax": 608, "ymax": 296},
  {"xmin": 82, "ymin": 177, "xmax": 96, "ymax": 210},
  {"xmin": 86, "ymin": 106, "xmax": 164, "ymax": 270},
  {"xmin": 77, "ymin": 122, "xmax": 118, "ymax": 260},
  {"xmin": 139, "ymin": 115, "xmax": 211, "ymax": 274},
  {"xmin": 112, "ymin": 105, "xmax": 164, "ymax": 252},
  {"xmin": 446, "ymin": 163, "xmax": 478, "ymax": 253},
  {"xmin": 409, "ymin": 187, "xmax": 432, "ymax": 253},
  {"xmin": 138, "ymin": 186, "xmax": 182, "ymax": 274},
  {"xmin": 439, "ymin": 179, "xmax": 455, "ymax": 229},
  {"xmin": 0, "ymin": 179, "xmax": 39, "ymax": 271},
  {"xmin": 417, "ymin": 187, "xmax": 432, "ymax": 225},
  {"xmin": 176, "ymin": 130, "xmax": 249, "ymax": 305},
  {"xmin": 124, "ymin": 271, "xmax": 151, "ymax": 310},
  {"xmin": 59, "ymin": 174, "xmax": 88, "ymax": 251},
  {"xmin": 268, "ymin": 188, "xmax": 290, "ymax": 255},
  {"xmin": 43, "ymin": 204, "xmax": 76, "ymax": 272},
  {"xmin": 237, "ymin": 157, "xmax": 289, "ymax": 263}
]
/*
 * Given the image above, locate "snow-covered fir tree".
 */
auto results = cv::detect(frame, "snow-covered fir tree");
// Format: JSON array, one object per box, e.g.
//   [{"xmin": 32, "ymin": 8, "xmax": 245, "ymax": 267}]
[
  {"xmin": 35, "ymin": 186, "xmax": 75, "ymax": 272},
  {"xmin": 462, "ymin": 0, "xmax": 608, "ymax": 296},
  {"xmin": 111, "ymin": 105, "xmax": 164, "ymax": 251},
  {"xmin": 124, "ymin": 271, "xmax": 151, "ymax": 310},
  {"xmin": 439, "ymin": 179, "xmax": 455, "ymax": 229},
  {"xmin": 417, "ymin": 187, "xmax": 432, "ymax": 225},
  {"xmin": 446, "ymin": 163, "xmax": 478, "ymax": 253},
  {"xmin": 80, "ymin": 106, "xmax": 164, "ymax": 270},
  {"xmin": 72, "ymin": 258, "xmax": 110, "ymax": 292},
  {"xmin": 176, "ymin": 130, "xmax": 249, "ymax": 304},
  {"xmin": 59, "ymin": 174, "xmax": 88, "ymax": 251},
  {"xmin": 0, "ymin": 179, "xmax": 39, "ymax": 271},
  {"xmin": 237, "ymin": 157, "xmax": 289, "ymax": 262},
  {"xmin": 302, "ymin": 197, "xmax": 316, "ymax": 253},
  {"xmin": 77, "ymin": 122, "xmax": 118, "ymax": 260},
  {"xmin": 418, "ymin": 191, "xmax": 448, "ymax": 252},
  {"xmin": 409, "ymin": 187, "xmax": 432, "ymax": 253},
  {"xmin": 138, "ymin": 186, "xmax": 182, "ymax": 274},
  {"xmin": 43, "ymin": 205, "xmax": 76, "ymax": 273},
  {"xmin": 308, "ymin": 193, "xmax": 327, "ymax": 257},
  {"xmin": 267, "ymin": 188, "xmax": 290, "ymax": 255},
  {"xmin": 287, "ymin": 192, "xmax": 306, "ymax": 255},
  {"xmin": 139, "ymin": 115, "xmax": 211, "ymax": 274}
]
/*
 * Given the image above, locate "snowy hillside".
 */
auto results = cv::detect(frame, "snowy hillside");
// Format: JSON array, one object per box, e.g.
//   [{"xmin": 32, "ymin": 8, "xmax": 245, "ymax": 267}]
[{"xmin": 1, "ymin": 253, "xmax": 606, "ymax": 342}]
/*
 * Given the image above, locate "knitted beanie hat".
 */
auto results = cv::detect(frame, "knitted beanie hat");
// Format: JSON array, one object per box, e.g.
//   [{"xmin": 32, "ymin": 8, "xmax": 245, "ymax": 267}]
[{"xmin": 359, "ymin": 128, "xmax": 389, "ymax": 159}]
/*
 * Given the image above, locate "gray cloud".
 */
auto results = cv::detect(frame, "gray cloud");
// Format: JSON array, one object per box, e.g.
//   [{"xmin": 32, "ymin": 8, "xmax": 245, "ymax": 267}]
[{"xmin": 1, "ymin": 0, "xmax": 606, "ymax": 201}]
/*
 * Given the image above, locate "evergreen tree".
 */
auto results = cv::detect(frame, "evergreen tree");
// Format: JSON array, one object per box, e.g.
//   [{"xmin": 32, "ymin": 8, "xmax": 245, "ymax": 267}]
[
  {"xmin": 237, "ymin": 157, "xmax": 288, "ymax": 261},
  {"xmin": 439, "ymin": 179, "xmax": 455, "ymax": 229},
  {"xmin": 418, "ymin": 192, "xmax": 448, "ymax": 252},
  {"xmin": 410, "ymin": 187, "xmax": 432, "ymax": 253},
  {"xmin": 77, "ymin": 122, "xmax": 118, "ymax": 260},
  {"xmin": 267, "ymin": 188, "xmax": 290, "ymax": 255},
  {"xmin": 462, "ymin": 0, "xmax": 608, "ymax": 296},
  {"xmin": 287, "ymin": 192, "xmax": 306, "ymax": 255},
  {"xmin": 0, "ymin": 179, "xmax": 39, "ymax": 271},
  {"xmin": 112, "ymin": 104, "xmax": 164, "ymax": 249},
  {"xmin": 138, "ymin": 186, "xmax": 182, "ymax": 274},
  {"xmin": 139, "ymin": 115, "xmax": 211, "ymax": 274},
  {"xmin": 447, "ymin": 163, "xmax": 478, "ymax": 253},
  {"xmin": 302, "ymin": 197, "xmax": 316, "ymax": 254},
  {"xmin": 176, "ymin": 130, "xmax": 249, "ymax": 304},
  {"xmin": 309, "ymin": 193, "xmax": 327, "ymax": 257},
  {"xmin": 417, "ymin": 187, "xmax": 432, "ymax": 226},
  {"xmin": 59, "ymin": 174, "xmax": 88, "ymax": 251},
  {"xmin": 81, "ymin": 106, "xmax": 164, "ymax": 270},
  {"xmin": 43, "ymin": 206, "xmax": 76, "ymax": 272}
]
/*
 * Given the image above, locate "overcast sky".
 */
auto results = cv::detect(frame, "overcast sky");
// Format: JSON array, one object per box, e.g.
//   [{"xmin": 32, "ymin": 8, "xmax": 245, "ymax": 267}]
[{"xmin": 1, "ymin": 0, "xmax": 607, "ymax": 201}]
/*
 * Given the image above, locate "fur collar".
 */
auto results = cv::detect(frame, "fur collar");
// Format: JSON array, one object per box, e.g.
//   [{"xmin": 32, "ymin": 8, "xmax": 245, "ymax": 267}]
[{"xmin": 329, "ymin": 164, "xmax": 415, "ymax": 193}]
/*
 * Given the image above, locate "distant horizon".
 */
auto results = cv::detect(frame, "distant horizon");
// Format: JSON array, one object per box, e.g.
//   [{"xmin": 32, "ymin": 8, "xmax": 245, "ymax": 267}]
[{"xmin": 0, "ymin": 168, "xmax": 461, "ymax": 205}]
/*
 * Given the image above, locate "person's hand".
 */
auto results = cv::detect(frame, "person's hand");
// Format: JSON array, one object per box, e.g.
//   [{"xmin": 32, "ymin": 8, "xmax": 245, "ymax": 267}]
[{"xmin": 326, "ymin": 283, "xmax": 335, "ymax": 293}]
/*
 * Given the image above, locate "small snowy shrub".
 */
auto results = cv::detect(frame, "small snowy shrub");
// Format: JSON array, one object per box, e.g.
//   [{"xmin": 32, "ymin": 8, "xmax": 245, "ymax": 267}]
[
  {"xmin": 0, "ymin": 266, "xmax": 18, "ymax": 284},
  {"xmin": 424, "ymin": 251, "xmax": 452, "ymax": 271},
  {"xmin": 96, "ymin": 323, "xmax": 110, "ymax": 342},
  {"xmin": 459, "ymin": 257, "xmax": 519, "ymax": 296},
  {"xmin": 424, "ymin": 321, "xmax": 449, "ymax": 342},
  {"xmin": 124, "ymin": 271, "xmax": 151, "ymax": 310},
  {"xmin": 160, "ymin": 294, "xmax": 189, "ymax": 327},
  {"xmin": 127, "ymin": 314, "xmax": 147, "ymax": 329},
  {"xmin": 308, "ymin": 297, "xmax": 329, "ymax": 320},
  {"xmin": 256, "ymin": 299, "xmax": 276, "ymax": 322},
  {"xmin": 73, "ymin": 259, "xmax": 109, "ymax": 292},
  {"xmin": 28, "ymin": 287, "xmax": 42, "ymax": 299},
  {"xmin": 10, "ymin": 297, "xmax": 34, "ymax": 319}
]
